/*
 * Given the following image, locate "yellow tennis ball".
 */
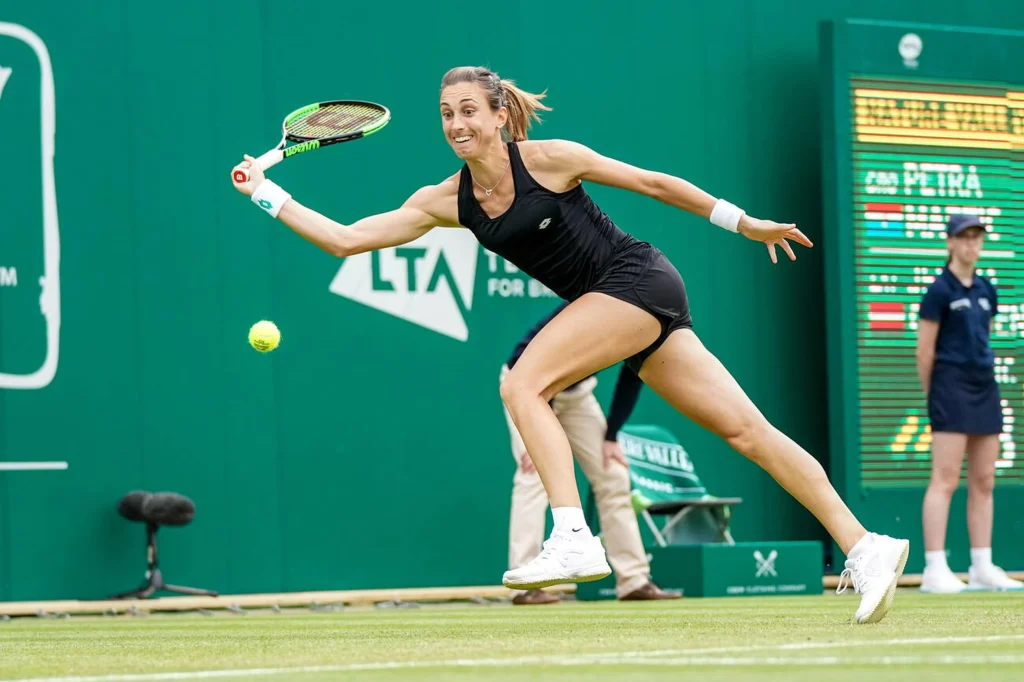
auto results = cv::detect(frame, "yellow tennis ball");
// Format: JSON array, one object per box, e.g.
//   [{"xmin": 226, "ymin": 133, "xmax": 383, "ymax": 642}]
[{"xmin": 248, "ymin": 320, "xmax": 280, "ymax": 352}]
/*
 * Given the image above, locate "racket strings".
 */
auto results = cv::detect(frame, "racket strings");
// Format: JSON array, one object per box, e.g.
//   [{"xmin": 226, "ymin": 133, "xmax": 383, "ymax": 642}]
[{"xmin": 287, "ymin": 104, "xmax": 385, "ymax": 139}]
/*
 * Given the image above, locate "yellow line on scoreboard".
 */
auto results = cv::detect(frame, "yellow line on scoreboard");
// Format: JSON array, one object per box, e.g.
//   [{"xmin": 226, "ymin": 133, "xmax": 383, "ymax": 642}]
[
  {"xmin": 856, "ymin": 134, "xmax": 1012, "ymax": 150},
  {"xmin": 855, "ymin": 126, "xmax": 1009, "ymax": 142},
  {"xmin": 854, "ymin": 88, "xmax": 1009, "ymax": 106}
]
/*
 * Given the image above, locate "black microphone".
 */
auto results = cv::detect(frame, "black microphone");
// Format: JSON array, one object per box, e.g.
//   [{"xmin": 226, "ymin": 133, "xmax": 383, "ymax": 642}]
[
  {"xmin": 110, "ymin": 488, "xmax": 216, "ymax": 600},
  {"xmin": 117, "ymin": 491, "xmax": 153, "ymax": 522},
  {"xmin": 141, "ymin": 492, "xmax": 195, "ymax": 527}
]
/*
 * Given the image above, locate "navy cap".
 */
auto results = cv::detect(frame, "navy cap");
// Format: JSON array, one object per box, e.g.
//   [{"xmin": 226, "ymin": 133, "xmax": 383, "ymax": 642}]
[{"xmin": 946, "ymin": 214, "xmax": 986, "ymax": 237}]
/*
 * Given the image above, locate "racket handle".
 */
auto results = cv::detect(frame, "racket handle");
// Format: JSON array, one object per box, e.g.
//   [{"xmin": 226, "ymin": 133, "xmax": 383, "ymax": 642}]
[{"xmin": 234, "ymin": 148, "xmax": 286, "ymax": 184}]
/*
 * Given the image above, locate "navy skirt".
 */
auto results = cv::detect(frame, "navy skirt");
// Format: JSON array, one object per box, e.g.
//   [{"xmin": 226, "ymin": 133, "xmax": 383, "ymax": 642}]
[{"xmin": 928, "ymin": 362, "xmax": 1003, "ymax": 435}]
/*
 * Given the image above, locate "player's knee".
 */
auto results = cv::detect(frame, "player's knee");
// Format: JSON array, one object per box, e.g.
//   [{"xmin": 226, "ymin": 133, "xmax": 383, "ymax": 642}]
[
  {"xmin": 500, "ymin": 372, "xmax": 534, "ymax": 410},
  {"xmin": 500, "ymin": 369, "xmax": 551, "ymax": 408},
  {"xmin": 722, "ymin": 416, "xmax": 771, "ymax": 462},
  {"xmin": 499, "ymin": 373, "xmax": 522, "ymax": 407}
]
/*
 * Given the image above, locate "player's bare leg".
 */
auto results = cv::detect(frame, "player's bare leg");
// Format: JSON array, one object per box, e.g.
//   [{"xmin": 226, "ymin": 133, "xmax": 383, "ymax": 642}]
[
  {"xmin": 499, "ymin": 293, "xmax": 660, "ymax": 589},
  {"xmin": 639, "ymin": 328, "xmax": 909, "ymax": 624}
]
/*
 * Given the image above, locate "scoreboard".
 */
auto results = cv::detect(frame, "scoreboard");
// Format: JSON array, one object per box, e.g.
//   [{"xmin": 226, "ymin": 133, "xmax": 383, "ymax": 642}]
[
  {"xmin": 852, "ymin": 79, "xmax": 1024, "ymax": 487},
  {"xmin": 821, "ymin": 19, "xmax": 1024, "ymax": 570}
]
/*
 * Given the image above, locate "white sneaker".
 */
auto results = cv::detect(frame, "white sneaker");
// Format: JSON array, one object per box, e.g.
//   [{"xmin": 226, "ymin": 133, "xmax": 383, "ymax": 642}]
[
  {"xmin": 502, "ymin": 529, "xmax": 611, "ymax": 590},
  {"xmin": 836, "ymin": 532, "xmax": 910, "ymax": 624},
  {"xmin": 967, "ymin": 564, "xmax": 1024, "ymax": 591},
  {"xmin": 920, "ymin": 565, "xmax": 967, "ymax": 594}
]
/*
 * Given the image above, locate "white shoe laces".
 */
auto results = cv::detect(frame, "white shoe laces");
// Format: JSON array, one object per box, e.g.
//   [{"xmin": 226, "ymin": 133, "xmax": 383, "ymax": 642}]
[
  {"xmin": 836, "ymin": 556, "xmax": 866, "ymax": 595},
  {"xmin": 532, "ymin": 531, "xmax": 573, "ymax": 566}
]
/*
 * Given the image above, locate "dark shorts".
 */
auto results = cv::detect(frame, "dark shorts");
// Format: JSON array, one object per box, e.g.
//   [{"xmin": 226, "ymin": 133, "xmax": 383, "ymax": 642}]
[
  {"xmin": 590, "ymin": 242, "xmax": 692, "ymax": 374},
  {"xmin": 928, "ymin": 362, "xmax": 1002, "ymax": 435}
]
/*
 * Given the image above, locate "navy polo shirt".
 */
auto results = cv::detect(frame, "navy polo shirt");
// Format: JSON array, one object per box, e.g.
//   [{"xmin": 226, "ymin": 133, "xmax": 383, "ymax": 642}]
[{"xmin": 918, "ymin": 267, "xmax": 998, "ymax": 369}]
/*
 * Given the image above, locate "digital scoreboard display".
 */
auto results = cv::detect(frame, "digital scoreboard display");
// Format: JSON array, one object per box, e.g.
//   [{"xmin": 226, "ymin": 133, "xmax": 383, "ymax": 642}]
[
  {"xmin": 822, "ymin": 20, "xmax": 1024, "ymax": 495},
  {"xmin": 852, "ymin": 79, "xmax": 1024, "ymax": 487}
]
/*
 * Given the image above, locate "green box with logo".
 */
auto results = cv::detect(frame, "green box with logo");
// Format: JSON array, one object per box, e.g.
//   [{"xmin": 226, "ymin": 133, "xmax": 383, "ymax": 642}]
[{"xmin": 576, "ymin": 541, "xmax": 824, "ymax": 600}]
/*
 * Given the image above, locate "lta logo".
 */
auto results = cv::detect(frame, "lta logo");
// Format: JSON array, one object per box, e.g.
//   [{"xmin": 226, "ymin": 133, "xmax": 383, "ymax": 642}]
[{"xmin": 327, "ymin": 228, "xmax": 478, "ymax": 341}]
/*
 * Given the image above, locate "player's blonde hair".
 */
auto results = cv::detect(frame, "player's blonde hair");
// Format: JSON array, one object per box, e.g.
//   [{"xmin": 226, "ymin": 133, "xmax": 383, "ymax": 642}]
[{"xmin": 440, "ymin": 66, "xmax": 552, "ymax": 142}]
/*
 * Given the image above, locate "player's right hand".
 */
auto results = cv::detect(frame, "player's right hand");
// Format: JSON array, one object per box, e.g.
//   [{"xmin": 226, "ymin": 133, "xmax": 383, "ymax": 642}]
[{"xmin": 231, "ymin": 154, "xmax": 265, "ymax": 197}]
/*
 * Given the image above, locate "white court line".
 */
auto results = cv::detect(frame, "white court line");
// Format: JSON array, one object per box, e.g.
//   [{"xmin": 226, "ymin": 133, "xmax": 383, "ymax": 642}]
[
  {"xmin": 6, "ymin": 634, "xmax": 1024, "ymax": 681},
  {"xmin": 618, "ymin": 633, "xmax": 1024, "ymax": 658},
  {"xmin": 614, "ymin": 654, "xmax": 1024, "ymax": 666},
  {"xmin": 0, "ymin": 462, "xmax": 67, "ymax": 471}
]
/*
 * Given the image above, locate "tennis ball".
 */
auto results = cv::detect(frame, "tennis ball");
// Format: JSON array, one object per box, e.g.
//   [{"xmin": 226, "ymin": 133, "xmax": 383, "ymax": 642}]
[{"xmin": 248, "ymin": 320, "xmax": 280, "ymax": 352}]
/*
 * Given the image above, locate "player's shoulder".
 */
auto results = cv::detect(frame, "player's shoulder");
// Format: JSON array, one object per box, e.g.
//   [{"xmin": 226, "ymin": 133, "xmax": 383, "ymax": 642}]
[
  {"xmin": 435, "ymin": 172, "xmax": 463, "ymax": 197},
  {"xmin": 402, "ymin": 173, "xmax": 462, "ymax": 226},
  {"xmin": 406, "ymin": 174, "xmax": 460, "ymax": 203},
  {"xmin": 517, "ymin": 138, "xmax": 589, "ymax": 166}
]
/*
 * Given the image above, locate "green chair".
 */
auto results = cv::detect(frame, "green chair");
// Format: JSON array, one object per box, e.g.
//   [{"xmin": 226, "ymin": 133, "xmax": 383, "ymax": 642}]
[{"xmin": 587, "ymin": 424, "xmax": 742, "ymax": 546}]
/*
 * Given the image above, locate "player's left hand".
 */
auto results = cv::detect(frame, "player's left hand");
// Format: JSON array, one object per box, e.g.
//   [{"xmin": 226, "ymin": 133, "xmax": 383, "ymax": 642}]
[
  {"xmin": 602, "ymin": 441, "xmax": 629, "ymax": 471},
  {"xmin": 738, "ymin": 216, "xmax": 813, "ymax": 264}
]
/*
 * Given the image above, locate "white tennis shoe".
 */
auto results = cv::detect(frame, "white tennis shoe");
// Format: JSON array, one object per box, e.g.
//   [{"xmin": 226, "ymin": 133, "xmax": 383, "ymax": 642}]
[
  {"xmin": 837, "ymin": 532, "xmax": 910, "ymax": 624},
  {"xmin": 503, "ymin": 529, "xmax": 612, "ymax": 590}
]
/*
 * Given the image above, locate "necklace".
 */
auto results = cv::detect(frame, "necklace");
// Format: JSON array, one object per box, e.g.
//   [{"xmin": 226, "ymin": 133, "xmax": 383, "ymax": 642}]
[{"xmin": 474, "ymin": 161, "xmax": 510, "ymax": 196}]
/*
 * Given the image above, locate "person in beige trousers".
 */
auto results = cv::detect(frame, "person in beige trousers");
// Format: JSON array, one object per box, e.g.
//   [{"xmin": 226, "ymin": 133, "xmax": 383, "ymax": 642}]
[{"xmin": 501, "ymin": 302, "xmax": 682, "ymax": 604}]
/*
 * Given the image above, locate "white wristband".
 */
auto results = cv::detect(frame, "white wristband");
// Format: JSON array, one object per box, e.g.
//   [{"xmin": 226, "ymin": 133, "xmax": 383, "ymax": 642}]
[
  {"xmin": 251, "ymin": 179, "xmax": 292, "ymax": 219},
  {"xmin": 710, "ymin": 199, "xmax": 745, "ymax": 233}
]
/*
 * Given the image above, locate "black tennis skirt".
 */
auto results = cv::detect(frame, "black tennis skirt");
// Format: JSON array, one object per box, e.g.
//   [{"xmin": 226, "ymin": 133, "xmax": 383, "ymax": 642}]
[{"xmin": 589, "ymin": 242, "xmax": 693, "ymax": 375}]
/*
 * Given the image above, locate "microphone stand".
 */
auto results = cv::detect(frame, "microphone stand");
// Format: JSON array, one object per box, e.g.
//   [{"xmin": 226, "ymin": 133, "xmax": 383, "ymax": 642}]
[{"xmin": 110, "ymin": 506, "xmax": 219, "ymax": 600}]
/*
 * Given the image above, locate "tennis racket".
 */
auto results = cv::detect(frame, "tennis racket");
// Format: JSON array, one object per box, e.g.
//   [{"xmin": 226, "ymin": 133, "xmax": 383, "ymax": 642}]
[{"xmin": 233, "ymin": 100, "xmax": 391, "ymax": 183}]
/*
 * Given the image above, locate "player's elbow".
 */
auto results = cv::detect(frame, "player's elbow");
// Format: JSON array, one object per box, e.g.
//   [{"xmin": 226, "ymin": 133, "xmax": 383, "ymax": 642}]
[
  {"xmin": 330, "ymin": 239, "xmax": 355, "ymax": 259},
  {"xmin": 646, "ymin": 172, "xmax": 673, "ymax": 202},
  {"xmin": 332, "ymin": 227, "xmax": 370, "ymax": 258}
]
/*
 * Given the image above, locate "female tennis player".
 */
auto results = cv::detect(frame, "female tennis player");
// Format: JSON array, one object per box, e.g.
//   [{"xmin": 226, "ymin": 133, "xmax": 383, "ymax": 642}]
[{"xmin": 231, "ymin": 66, "xmax": 910, "ymax": 623}]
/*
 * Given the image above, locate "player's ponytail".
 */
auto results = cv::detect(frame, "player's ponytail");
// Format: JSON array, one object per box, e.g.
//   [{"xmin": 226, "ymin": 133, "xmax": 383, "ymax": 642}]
[
  {"xmin": 499, "ymin": 79, "xmax": 551, "ymax": 142},
  {"xmin": 440, "ymin": 67, "xmax": 552, "ymax": 142}
]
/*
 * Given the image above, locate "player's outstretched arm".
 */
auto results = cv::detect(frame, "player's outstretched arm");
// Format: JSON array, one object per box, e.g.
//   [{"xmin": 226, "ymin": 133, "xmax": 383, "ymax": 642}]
[
  {"xmin": 231, "ymin": 155, "xmax": 459, "ymax": 257},
  {"xmin": 540, "ymin": 140, "xmax": 814, "ymax": 264}
]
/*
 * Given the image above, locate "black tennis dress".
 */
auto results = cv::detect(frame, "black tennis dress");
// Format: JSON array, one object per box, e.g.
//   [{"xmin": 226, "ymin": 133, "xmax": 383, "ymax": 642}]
[{"xmin": 457, "ymin": 141, "xmax": 692, "ymax": 373}]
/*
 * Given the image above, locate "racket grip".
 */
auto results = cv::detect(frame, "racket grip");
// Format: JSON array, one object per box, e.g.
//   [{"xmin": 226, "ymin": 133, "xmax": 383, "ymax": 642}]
[{"xmin": 234, "ymin": 148, "xmax": 285, "ymax": 184}]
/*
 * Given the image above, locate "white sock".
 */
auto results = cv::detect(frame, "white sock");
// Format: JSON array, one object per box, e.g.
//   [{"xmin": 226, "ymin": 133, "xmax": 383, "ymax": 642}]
[
  {"xmin": 847, "ymin": 532, "xmax": 874, "ymax": 560},
  {"xmin": 970, "ymin": 547, "xmax": 992, "ymax": 568},
  {"xmin": 551, "ymin": 506, "xmax": 589, "ymax": 535},
  {"xmin": 925, "ymin": 550, "xmax": 949, "ymax": 571}
]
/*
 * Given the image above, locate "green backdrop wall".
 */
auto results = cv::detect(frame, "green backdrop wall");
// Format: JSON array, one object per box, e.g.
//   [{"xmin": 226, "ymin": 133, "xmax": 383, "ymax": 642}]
[{"xmin": 3, "ymin": 0, "xmax": 1024, "ymax": 601}]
